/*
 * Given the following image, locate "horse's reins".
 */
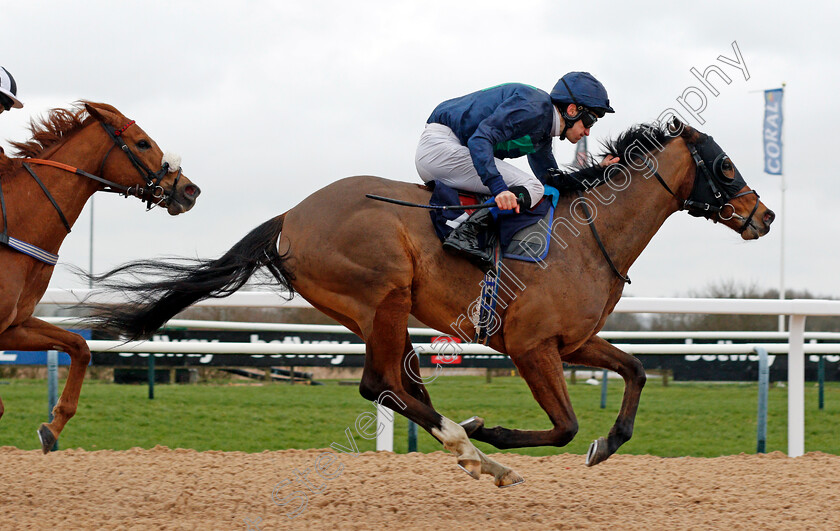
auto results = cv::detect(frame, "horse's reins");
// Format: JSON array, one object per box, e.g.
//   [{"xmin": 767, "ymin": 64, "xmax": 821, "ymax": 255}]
[
  {"xmin": 0, "ymin": 116, "xmax": 181, "ymax": 265},
  {"xmin": 575, "ymin": 189, "xmax": 631, "ymax": 284},
  {"xmin": 20, "ymin": 120, "xmax": 181, "ymax": 231}
]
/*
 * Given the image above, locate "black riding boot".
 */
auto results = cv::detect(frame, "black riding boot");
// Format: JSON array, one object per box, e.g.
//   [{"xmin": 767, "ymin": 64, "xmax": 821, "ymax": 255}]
[{"xmin": 442, "ymin": 208, "xmax": 496, "ymax": 272}]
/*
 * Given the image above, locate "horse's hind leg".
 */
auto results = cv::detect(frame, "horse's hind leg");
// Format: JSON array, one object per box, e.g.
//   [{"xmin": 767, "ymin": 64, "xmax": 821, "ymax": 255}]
[
  {"xmin": 400, "ymin": 331, "xmax": 432, "ymax": 407},
  {"xmin": 463, "ymin": 339, "xmax": 581, "ymax": 449},
  {"xmin": 359, "ymin": 289, "xmax": 522, "ymax": 487},
  {"xmin": 562, "ymin": 336, "xmax": 646, "ymax": 466},
  {"xmin": 0, "ymin": 317, "xmax": 92, "ymax": 453},
  {"xmin": 398, "ymin": 331, "xmax": 521, "ymax": 485}
]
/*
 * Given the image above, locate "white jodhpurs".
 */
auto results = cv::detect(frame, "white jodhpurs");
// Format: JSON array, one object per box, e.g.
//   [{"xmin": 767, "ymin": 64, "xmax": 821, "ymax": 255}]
[{"xmin": 415, "ymin": 123, "xmax": 544, "ymax": 204}]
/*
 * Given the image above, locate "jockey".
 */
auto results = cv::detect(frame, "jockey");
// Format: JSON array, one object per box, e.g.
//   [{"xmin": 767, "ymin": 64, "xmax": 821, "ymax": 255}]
[
  {"xmin": 0, "ymin": 66, "xmax": 23, "ymax": 114},
  {"xmin": 0, "ymin": 66, "xmax": 23, "ymax": 158},
  {"xmin": 416, "ymin": 71, "xmax": 615, "ymax": 269}
]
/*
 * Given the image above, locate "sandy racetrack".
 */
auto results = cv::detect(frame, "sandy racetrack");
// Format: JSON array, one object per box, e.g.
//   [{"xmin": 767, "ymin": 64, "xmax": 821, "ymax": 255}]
[{"xmin": 1, "ymin": 446, "xmax": 839, "ymax": 530}]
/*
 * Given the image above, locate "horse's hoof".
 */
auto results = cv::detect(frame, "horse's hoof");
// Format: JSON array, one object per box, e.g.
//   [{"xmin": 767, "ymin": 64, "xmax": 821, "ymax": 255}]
[
  {"xmin": 459, "ymin": 416, "xmax": 485, "ymax": 436},
  {"xmin": 37, "ymin": 424, "xmax": 57, "ymax": 454},
  {"xmin": 457, "ymin": 459, "xmax": 481, "ymax": 480},
  {"xmin": 495, "ymin": 469, "xmax": 525, "ymax": 488},
  {"xmin": 585, "ymin": 437, "xmax": 610, "ymax": 467}
]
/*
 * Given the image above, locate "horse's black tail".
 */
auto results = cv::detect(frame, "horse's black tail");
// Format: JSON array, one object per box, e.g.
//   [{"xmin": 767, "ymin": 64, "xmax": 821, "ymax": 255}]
[{"xmin": 85, "ymin": 214, "xmax": 294, "ymax": 340}]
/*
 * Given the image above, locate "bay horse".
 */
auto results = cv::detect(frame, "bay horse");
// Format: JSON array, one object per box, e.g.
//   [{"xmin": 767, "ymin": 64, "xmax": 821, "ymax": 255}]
[
  {"xmin": 89, "ymin": 119, "xmax": 772, "ymax": 486},
  {"xmin": 0, "ymin": 102, "xmax": 200, "ymax": 453}
]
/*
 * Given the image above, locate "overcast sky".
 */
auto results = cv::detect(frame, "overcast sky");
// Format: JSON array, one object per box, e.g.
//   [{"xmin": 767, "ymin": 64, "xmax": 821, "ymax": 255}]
[{"xmin": 2, "ymin": 1, "xmax": 836, "ymax": 299}]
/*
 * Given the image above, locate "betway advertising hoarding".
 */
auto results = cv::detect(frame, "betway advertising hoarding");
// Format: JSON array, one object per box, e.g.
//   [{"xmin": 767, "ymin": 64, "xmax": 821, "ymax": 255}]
[{"xmin": 86, "ymin": 329, "xmax": 840, "ymax": 382}]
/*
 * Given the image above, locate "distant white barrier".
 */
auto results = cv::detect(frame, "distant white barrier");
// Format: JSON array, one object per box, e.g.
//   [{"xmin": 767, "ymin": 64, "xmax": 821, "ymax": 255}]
[
  {"xmin": 39, "ymin": 289, "xmax": 840, "ymax": 457},
  {"xmin": 37, "ymin": 316, "xmax": 840, "ymax": 341}
]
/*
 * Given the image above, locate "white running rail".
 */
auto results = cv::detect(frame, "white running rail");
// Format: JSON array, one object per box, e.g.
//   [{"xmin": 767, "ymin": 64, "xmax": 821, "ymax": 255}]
[{"xmin": 39, "ymin": 289, "xmax": 840, "ymax": 457}]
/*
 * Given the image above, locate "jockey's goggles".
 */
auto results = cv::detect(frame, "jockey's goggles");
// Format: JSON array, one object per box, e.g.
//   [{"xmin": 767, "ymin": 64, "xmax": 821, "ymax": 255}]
[{"xmin": 578, "ymin": 107, "xmax": 598, "ymax": 129}]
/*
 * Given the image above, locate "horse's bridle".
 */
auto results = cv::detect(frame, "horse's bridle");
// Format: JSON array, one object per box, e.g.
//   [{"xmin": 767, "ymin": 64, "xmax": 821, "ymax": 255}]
[
  {"xmin": 96, "ymin": 119, "xmax": 182, "ymax": 210},
  {"xmin": 642, "ymin": 135, "xmax": 761, "ymax": 235},
  {"xmin": 20, "ymin": 114, "xmax": 183, "ymax": 235},
  {"xmin": 579, "ymin": 133, "xmax": 761, "ymax": 285}
]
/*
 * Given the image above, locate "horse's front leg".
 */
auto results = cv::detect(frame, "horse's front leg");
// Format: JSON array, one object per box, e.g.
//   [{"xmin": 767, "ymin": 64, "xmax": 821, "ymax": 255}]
[
  {"xmin": 463, "ymin": 339, "xmax": 581, "ymax": 449},
  {"xmin": 0, "ymin": 317, "xmax": 92, "ymax": 453},
  {"xmin": 562, "ymin": 336, "xmax": 646, "ymax": 466}
]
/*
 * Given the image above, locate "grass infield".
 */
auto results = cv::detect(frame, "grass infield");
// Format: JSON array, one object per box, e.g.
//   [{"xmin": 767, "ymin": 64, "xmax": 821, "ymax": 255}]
[{"xmin": 1, "ymin": 376, "xmax": 839, "ymax": 456}]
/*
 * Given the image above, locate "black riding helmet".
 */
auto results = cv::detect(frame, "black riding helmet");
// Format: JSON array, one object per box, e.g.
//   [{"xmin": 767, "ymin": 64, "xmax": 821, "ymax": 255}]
[{"xmin": 0, "ymin": 66, "xmax": 23, "ymax": 111}]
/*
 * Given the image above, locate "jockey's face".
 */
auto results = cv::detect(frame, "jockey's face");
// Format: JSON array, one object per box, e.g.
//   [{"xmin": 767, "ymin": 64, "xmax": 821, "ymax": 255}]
[
  {"xmin": 562, "ymin": 108, "xmax": 588, "ymax": 144},
  {"xmin": 562, "ymin": 104, "xmax": 590, "ymax": 143}
]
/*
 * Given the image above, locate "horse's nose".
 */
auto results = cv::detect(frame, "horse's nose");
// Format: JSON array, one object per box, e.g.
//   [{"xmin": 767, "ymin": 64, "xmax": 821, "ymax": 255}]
[
  {"xmin": 763, "ymin": 209, "xmax": 775, "ymax": 226},
  {"xmin": 184, "ymin": 184, "xmax": 201, "ymax": 199}
]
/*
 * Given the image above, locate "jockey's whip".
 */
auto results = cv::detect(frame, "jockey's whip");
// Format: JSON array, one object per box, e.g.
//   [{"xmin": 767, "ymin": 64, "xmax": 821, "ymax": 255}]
[{"xmin": 365, "ymin": 194, "xmax": 519, "ymax": 211}]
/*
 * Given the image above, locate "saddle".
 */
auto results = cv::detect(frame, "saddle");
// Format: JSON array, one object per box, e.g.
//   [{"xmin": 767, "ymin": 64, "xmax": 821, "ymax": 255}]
[
  {"xmin": 427, "ymin": 181, "xmax": 559, "ymax": 262},
  {"xmin": 427, "ymin": 181, "xmax": 559, "ymax": 344}
]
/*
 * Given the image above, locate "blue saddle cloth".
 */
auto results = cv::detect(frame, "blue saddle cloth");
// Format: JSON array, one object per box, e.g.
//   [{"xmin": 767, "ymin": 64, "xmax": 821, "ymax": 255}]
[{"xmin": 428, "ymin": 181, "xmax": 559, "ymax": 262}]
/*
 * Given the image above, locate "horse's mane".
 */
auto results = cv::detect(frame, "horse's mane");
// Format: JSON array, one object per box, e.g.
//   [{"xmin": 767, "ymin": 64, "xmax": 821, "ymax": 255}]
[
  {"xmin": 551, "ymin": 122, "xmax": 682, "ymax": 195},
  {"xmin": 8, "ymin": 103, "xmax": 90, "ymax": 159}
]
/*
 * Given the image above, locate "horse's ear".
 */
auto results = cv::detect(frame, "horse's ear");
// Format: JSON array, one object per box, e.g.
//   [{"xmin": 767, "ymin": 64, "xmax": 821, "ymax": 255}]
[
  {"xmin": 84, "ymin": 102, "xmax": 118, "ymax": 125},
  {"xmin": 668, "ymin": 117, "xmax": 685, "ymax": 136},
  {"xmin": 84, "ymin": 103, "xmax": 102, "ymax": 120}
]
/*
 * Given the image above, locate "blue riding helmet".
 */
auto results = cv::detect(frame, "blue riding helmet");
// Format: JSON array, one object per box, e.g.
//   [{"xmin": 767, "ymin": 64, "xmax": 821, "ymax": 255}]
[{"xmin": 550, "ymin": 71, "xmax": 613, "ymax": 116}]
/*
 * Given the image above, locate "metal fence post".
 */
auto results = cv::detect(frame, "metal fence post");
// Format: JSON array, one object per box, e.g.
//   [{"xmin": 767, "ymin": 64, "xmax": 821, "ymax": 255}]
[
  {"xmin": 600, "ymin": 369, "xmax": 608, "ymax": 409},
  {"xmin": 407, "ymin": 420, "xmax": 418, "ymax": 452},
  {"xmin": 47, "ymin": 350, "xmax": 59, "ymax": 452},
  {"xmin": 818, "ymin": 355, "xmax": 825, "ymax": 411},
  {"xmin": 148, "ymin": 354, "xmax": 155, "ymax": 400},
  {"xmin": 755, "ymin": 347, "xmax": 769, "ymax": 453}
]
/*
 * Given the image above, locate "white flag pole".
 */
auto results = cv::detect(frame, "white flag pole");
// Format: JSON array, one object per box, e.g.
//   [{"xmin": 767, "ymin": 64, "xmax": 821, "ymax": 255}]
[{"xmin": 778, "ymin": 82, "xmax": 786, "ymax": 333}]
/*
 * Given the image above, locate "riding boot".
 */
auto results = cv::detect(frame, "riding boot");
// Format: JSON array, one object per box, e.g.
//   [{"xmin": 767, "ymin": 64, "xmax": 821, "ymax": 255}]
[{"xmin": 442, "ymin": 208, "xmax": 496, "ymax": 273}]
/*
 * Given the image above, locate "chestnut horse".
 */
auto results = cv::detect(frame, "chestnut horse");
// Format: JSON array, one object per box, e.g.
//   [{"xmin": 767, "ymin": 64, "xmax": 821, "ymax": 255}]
[
  {"xmin": 89, "ymin": 120, "xmax": 772, "ymax": 486},
  {"xmin": 0, "ymin": 102, "xmax": 200, "ymax": 452}
]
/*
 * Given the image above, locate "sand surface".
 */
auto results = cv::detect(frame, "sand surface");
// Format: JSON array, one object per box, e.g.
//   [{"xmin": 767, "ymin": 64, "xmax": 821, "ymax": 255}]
[{"xmin": 1, "ymin": 446, "xmax": 838, "ymax": 530}]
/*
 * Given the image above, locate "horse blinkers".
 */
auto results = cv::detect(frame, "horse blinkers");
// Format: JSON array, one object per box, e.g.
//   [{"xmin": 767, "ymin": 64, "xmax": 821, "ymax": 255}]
[{"xmin": 684, "ymin": 136, "xmax": 760, "ymax": 234}]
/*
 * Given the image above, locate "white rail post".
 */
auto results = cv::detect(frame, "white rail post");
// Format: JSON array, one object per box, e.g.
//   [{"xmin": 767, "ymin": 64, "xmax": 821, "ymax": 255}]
[
  {"xmin": 788, "ymin": 314, "xmax": 806, "ymax": 457},
  {"xmin": 376, "ymin": 405, "xmax": 394, "ymax": 452}
]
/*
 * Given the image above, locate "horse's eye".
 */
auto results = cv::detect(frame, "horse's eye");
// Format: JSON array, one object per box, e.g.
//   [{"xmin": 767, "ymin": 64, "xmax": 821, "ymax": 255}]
[{"xmin": 136, "ymin": 140, "xmax": 151, "ymax": 150}]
